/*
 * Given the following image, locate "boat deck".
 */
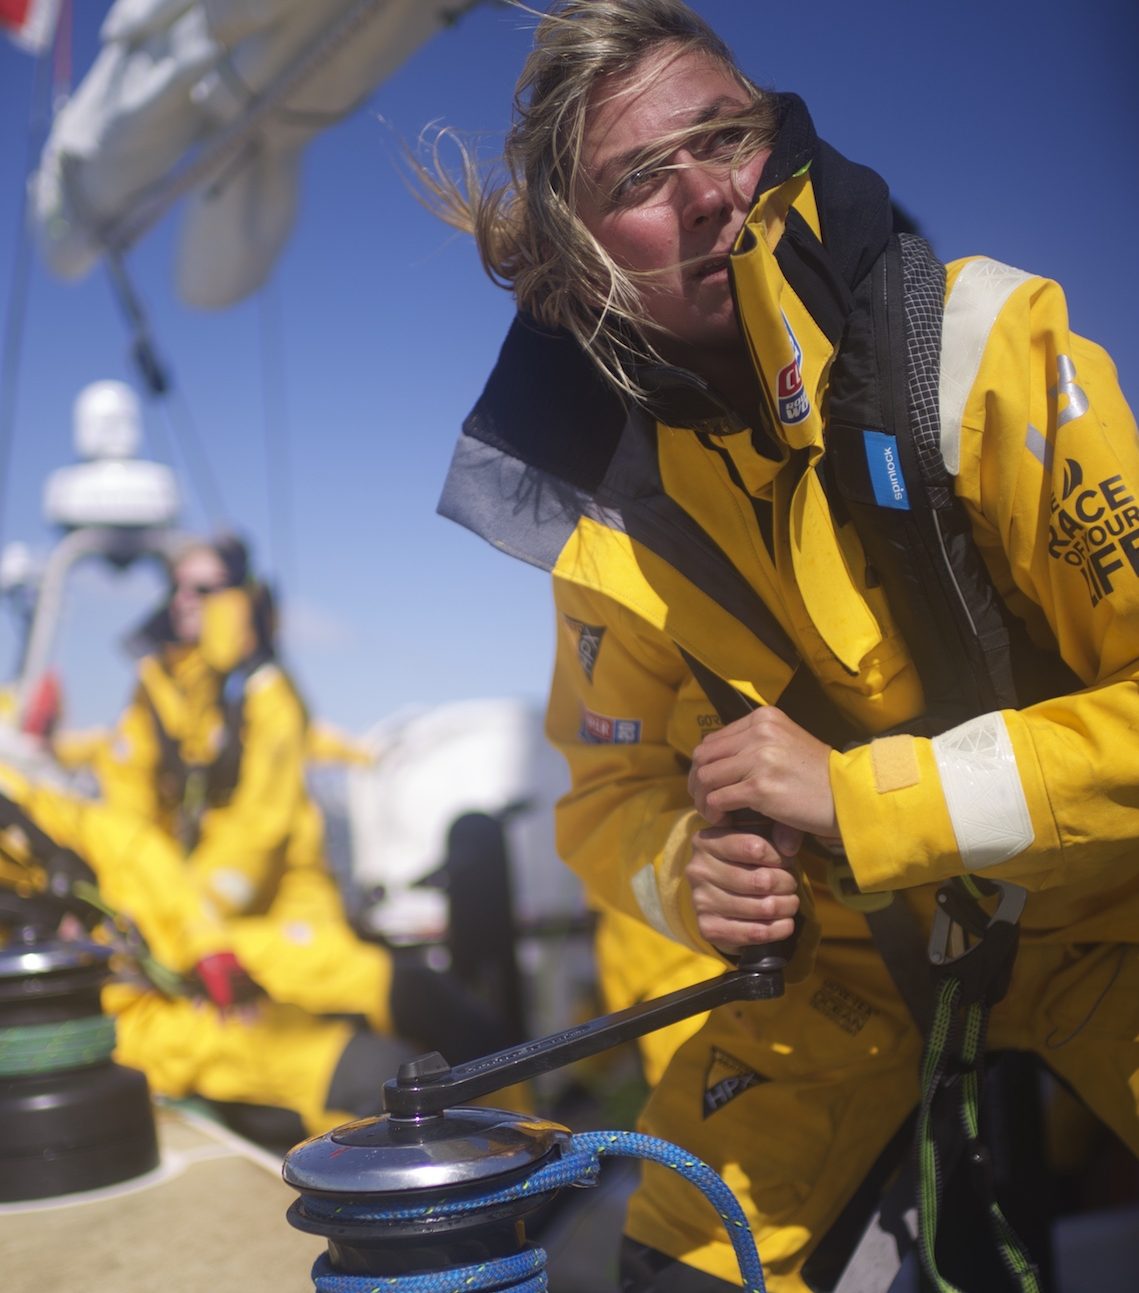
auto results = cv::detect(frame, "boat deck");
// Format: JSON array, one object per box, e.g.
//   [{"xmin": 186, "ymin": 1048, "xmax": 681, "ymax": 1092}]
[{"xmin": 2, "ymin": 1101, "xmax": 321, "ymax": 1293}]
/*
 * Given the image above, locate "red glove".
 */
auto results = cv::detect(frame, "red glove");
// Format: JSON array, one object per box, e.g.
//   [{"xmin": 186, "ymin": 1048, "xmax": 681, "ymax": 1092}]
[{"xmin": 191, "ymin": 951, "xmax": 264, "ymax": 1011}]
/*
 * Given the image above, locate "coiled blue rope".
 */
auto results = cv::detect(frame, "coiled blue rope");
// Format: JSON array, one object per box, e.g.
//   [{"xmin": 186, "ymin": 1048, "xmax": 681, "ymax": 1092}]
[{"xmin": 306, "ymin": 1128, "xmax": 765, "ymax": 1293}]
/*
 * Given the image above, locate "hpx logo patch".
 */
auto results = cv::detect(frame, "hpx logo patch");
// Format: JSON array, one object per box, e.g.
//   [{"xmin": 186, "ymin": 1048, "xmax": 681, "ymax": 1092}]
[
  {"xmin": 564, "ymin": 616, "xmax": 605, "ymax": 683},
  {"xmin": 864, "ymin": 430, "xmax": 909, "ymax": 510},
  {"xmin": 702, "ymin": 1047, "xmax": 765, "ymax": 1118},
  {"xmin": 776, "ymin": 318, "xmax": 809, "ymax": 425},
  {"xmin": 581, "ymin": 708, "xmax": 641, "ymax": 745}
]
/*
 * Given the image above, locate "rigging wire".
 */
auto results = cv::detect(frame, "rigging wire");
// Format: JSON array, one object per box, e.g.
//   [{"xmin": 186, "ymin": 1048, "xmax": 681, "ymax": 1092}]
[
  {"xmin": 0, "ymin": 27, "xmax": 58, "ymax": 558},
  {"xmin": 104, "ymin": 252, "xmax": 230, "ymax": 530},
  {"xmin": 257, "ymin": 275, "xmax": 297, "ymax": 594}
]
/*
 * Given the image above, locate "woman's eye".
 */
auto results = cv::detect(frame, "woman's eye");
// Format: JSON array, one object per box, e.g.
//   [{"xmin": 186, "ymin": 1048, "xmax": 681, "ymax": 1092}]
[
  {"xmin": 615, "ymin": 166, "xmax": 660, "ymax": 200},
  {"xmin": 698, "ymin": 126, "xmax": 746, "ymax": 160}
]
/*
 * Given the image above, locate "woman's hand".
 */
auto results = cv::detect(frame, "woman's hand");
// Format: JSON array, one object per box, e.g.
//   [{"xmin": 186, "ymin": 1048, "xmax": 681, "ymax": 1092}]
[
  {"xmin": 687, "ymin": 706, "xmax": 839, "ymax": 838},
  {"xmin": 685, "ymin": 822, "xmax": 801, "ymax": 954}
]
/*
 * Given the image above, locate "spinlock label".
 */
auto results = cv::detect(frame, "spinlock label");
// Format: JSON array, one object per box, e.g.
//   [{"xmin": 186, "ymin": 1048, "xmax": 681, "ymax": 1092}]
[{"xmin": 864, "ymin": 430, "xmax": 910, "ymax": 510}]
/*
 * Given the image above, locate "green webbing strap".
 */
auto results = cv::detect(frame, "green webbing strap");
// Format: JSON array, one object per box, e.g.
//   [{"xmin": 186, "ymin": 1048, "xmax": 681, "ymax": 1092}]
[
  {"xmin": 916, "ymin": 977, "xmax": 1041, "ymax": 1293},
  {"xmin": 0, "ymin": 1015, "xmax": 117, "ymax": 1077}
]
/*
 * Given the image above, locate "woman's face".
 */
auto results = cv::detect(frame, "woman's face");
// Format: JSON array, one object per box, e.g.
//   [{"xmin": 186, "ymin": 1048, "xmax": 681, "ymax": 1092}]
[
  {"xmin": 576, "ymin": 45, "xmax": 770, "ymax": 361},
  {"xmin": 169, "ymin": 548, "xmax": 230, "ymax": 644}
]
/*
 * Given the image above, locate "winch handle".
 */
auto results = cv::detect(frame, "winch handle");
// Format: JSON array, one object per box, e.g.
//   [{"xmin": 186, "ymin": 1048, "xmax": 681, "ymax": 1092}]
[
  {"xmin": 729, "ymin": 810, "xmax": 798, "ymax": 982},
  {"xmin": 384, "ymin": 942, "xmax": 785, "ymax": 1119}
]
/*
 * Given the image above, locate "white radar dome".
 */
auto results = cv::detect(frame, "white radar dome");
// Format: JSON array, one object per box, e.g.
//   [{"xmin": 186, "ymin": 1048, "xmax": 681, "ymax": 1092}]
[{"xmin": 73, "ymin": 380, "xmax": 142, "ymax": 460}]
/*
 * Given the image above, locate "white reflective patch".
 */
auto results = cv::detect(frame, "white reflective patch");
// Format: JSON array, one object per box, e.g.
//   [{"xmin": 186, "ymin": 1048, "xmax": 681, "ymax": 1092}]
[
  {"xmin": 631, "ymin": 862, "xmax": 677, "ymax": 941},
  {"xmin": 283, "ymin": 921, "xmax": 314, "ymax": 946},
  {"xmin": 940, "ymin": 259, "xmax": 1032, "ymax": 475},
  {"xmin": 931, "ymin": 713, "xmax": 1034, "ymax": 870},
  {"xmin": 208, "ymin": 868, "xmax": 255, "ymax": 908},
  {"xmin": 1025, "ymin": 424, "xmax": 1050, "ymax": 470},
  {"xmin": 1053, "ymin": 354, "xmax": 1089, "ymax": 427}
]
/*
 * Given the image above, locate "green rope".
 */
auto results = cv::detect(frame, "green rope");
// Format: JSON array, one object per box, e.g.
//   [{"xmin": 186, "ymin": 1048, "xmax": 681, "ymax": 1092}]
[{"xmin": 0, "ymin": 1015, "xmax": 117, "ymax": 1076}]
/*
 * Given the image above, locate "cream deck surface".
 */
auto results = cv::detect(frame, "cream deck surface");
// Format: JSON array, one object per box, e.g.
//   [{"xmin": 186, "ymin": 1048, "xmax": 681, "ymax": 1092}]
[{"xmin": 2, "ymin": 1102, "xmax": 322, "ymax": 1293}]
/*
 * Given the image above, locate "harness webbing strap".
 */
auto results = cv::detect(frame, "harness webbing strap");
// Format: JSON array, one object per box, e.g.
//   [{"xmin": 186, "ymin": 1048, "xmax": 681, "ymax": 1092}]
[{"xmin": 916, "ymin": 980, "xmax": 1042, "ymax": 1293}]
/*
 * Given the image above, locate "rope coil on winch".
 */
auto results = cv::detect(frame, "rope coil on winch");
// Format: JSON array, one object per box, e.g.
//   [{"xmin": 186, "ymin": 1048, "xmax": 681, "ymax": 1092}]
[
  {"xmin": 303, "ymin": 1129, "xmax": 767, "ymax": 1293},
  {"xmin": 0, "ymin": 1014, "xmax": 116, "ymax": 1077}
]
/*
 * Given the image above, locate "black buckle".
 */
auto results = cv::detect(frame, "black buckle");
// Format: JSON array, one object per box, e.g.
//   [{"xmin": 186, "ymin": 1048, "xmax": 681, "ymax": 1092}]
[{"xmin": 928, "ymin": 877, "xmax": 1025, "ymax": 1006}]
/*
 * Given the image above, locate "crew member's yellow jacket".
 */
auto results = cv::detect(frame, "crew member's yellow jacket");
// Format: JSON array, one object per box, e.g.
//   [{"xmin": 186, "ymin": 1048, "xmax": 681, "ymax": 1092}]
[
  {"xmin": 98, "ymin": 637, "xmax": 393, "ymax": 1030},
  {"xmin": 544, "ymin": 218, "xmax": 1139, "ymax": 970}
]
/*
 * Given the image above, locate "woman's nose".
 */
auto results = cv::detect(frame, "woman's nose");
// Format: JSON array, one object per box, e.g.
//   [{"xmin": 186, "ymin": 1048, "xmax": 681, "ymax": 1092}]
[{"xmin": 677, "ymin": 152, "xmax": 733, "ymax": 230}]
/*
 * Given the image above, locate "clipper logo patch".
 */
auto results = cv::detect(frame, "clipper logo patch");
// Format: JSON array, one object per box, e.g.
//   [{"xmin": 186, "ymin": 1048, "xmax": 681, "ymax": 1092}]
[
  {"xmin": 564, "ymin": 616, "xmax": 605, "ymax": 683},
  {"xmin": 1047, "ymin": 465, "xmax": 1139, "ymax": 607},
  {"xmin": 702, "ymin": 1047, "xmax": 765, "ymax": 1118},
  {"xmin": 777, "ymin": 317, "xmax": 810, "ymax": 425},
  {"xmin": 581, "ymin": 708, "xmax": 641, "ymax": 745},
  {"xmin": 810, "ymin": 979, "xmax": 876, "ymax": 1036},
  {"xmin": 864, "ymin": 431, "xmax": 909, "ymax": 510}
]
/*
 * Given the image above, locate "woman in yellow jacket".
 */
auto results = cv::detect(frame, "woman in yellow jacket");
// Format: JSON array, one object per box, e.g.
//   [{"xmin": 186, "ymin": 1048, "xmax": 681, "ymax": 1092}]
[
  {"xmin": 428, "ymin": 2, "xmax": 1139, "ymax": 1289},
  {"xmin": 97, "ymin": 537, "xmax": 515, "ymax": 1129}
]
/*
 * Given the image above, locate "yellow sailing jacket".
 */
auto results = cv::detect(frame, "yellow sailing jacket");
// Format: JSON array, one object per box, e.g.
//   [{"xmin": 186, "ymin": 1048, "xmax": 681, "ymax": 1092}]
[
  {"xmin": 97, "ymin": 641, "xmax": 394, "ymax": 1029},
  {"xmin": 98, "ymin": 645, "xmax": 325, "ymax": 919},
  {"xmin": 441, "ymin": 123, "xmax": 1139, "ymax": 973}
]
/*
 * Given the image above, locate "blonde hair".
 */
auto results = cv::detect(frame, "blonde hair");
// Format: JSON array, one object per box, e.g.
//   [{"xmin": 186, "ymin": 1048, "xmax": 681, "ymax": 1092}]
[{"xmin": 415, "ymin": 0, "xmax": 776, "ymax": 400}]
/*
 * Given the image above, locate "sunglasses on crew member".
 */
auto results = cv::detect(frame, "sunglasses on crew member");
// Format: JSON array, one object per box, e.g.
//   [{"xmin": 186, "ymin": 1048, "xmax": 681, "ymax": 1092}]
[{"xmin": 175, "ymin": 581, "xmax": 230, "ymax": 597}]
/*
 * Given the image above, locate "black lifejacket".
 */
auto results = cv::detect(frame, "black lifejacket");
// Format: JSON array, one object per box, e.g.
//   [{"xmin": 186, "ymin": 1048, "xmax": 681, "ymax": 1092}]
[{"xmin": 820, "ymin": 231, "xmax": 1081, "ymax": 734}]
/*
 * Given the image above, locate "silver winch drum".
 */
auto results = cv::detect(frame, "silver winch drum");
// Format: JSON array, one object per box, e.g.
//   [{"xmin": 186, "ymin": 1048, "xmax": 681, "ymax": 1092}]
[{"xmin": 284, "ymin": 1104, "xmax": 572, "ymax": 1276}]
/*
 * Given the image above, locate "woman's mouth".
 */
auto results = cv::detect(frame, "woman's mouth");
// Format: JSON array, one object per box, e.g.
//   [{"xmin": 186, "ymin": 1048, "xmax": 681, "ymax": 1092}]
[{"xmin": 691, "ymin": 254, "xmax": 730, "ymax": 282}]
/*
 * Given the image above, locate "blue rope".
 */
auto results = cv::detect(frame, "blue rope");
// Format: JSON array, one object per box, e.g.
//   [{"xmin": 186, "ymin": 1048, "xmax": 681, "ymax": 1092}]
[
  {"xmin": 312, "ymin": 1248, "xmax": 548, "ymax": 1292},
  {"xmin": 302, "ymin": 1128, "xmax": 765, "ymax": 1293}
]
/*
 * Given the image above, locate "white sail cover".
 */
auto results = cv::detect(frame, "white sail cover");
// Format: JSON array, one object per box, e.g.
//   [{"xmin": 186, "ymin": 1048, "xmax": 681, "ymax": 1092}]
[{"xmin": 31, "ymin": 0, "xmax": 462, "ymax": 308}]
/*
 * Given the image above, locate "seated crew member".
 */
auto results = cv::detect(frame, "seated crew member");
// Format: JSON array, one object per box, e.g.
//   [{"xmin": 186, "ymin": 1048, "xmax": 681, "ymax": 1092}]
[
  {"xmin": 96, "ymin": 535, "xmax": 513, "ymax": 1110},
  {"xmin": 422, "ymin": 3, "xmax": 1139, "ymax": 1289}
]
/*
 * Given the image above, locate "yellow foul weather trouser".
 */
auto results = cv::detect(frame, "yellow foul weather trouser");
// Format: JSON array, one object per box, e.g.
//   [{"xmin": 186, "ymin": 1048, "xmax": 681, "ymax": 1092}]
[{"xmin": 623, "ymin": 929, "xmax": 1139, "ymax": 1292}]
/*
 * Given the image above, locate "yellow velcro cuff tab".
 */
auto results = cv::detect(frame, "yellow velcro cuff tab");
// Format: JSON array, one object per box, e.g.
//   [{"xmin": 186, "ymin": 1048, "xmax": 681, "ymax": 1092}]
[{"xmin": 870, "ymin": 734, "xmax": 920, "ymax": 793}]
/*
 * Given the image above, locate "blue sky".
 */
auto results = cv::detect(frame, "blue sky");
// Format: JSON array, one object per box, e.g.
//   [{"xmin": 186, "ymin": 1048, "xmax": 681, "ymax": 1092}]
[{"xmin": 1, "ymin": 0, "xmax": 1136, "ymax": 733}]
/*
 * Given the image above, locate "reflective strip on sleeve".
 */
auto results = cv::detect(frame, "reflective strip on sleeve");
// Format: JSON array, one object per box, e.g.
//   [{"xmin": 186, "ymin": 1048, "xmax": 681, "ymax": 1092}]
[
  {"xmin": 631, "ymin": 862, "xmax": 678, "ymax": 941},
  {"xmin": 1025, "ymin": 423, "xmax": 1051, "ymax": 471},
  {"xmin": 930, "ymin": 713, "xmax": 1034, "ymax": 870},
  {"xmin": 939, "ymin": 259, "xmax": 1032, "ymax": 475}
]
